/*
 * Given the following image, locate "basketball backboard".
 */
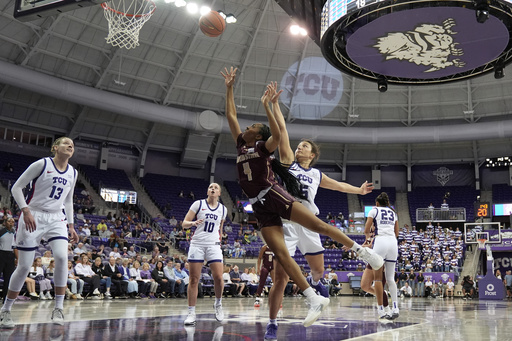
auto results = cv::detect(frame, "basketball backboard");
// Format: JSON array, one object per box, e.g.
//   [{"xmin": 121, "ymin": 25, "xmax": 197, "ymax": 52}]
[
  {"xmin": 14, "ymin": 0, "xmax": 107, "ymax": 22},
  {"xmin": 464, "ymin": 222, "xmax": 502, "ymax": 245}
]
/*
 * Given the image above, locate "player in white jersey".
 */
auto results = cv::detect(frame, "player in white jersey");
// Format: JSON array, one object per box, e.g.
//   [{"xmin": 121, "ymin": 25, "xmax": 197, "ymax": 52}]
[
  {"xmin": 261, "ymin": 83, "xmax": 373, "ymax": 338},
  {"xmin": 183, "ymin": 183, "xmax": 227, "ymax": 326},
  {"xmin": 0, "ymin": 137, "xmax": 78, "ymax": 329},
  {"xmin": 365, "ymin": 192, "xmax": 399, "ymax": 320}
]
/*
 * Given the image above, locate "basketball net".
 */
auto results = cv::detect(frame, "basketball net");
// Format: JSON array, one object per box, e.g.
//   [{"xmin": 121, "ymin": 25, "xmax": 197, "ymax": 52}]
[
  {"xmin": 477, "ymin": 238, "xmax": 487, "ymax": 250},
  {"xmin": 102, "ymin": 0, "xmax": 156, "ymax": 49}
]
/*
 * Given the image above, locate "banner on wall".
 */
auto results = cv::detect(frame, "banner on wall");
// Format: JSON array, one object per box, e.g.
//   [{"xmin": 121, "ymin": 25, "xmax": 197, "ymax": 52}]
[
  {"xmin": 412, "ymin": 164, "xmax": 474, "ymax": 187},
  {"xmin": 492, "ymin": 251, "xmax": 512, "ymax": 275}
]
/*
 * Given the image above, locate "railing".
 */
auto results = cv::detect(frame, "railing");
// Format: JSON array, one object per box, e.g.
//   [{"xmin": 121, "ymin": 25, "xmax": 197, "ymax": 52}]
[{"xmin": 416, "ymin": 207, "xmax": 466, "ymax": 222}]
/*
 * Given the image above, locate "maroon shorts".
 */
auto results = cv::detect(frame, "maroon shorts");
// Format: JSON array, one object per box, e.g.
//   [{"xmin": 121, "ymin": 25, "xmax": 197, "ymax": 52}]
[{"xmin": 253, "ymin": 185, "xmax": 295, "ymax": 229}]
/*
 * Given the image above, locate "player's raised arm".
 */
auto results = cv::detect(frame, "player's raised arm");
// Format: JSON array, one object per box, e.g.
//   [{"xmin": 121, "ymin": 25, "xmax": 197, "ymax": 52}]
[
  {"xmin": 268, "ymin": 82, "xmax": 294, "ymax": 165},
  {"xmin": 261, "ymin": 85, "xmax": 280, "ymax": 153},
  {"xmin": 320, "ymin": 176, "xmax": 374, "ymax": 195},
  {"xmin": 221, "ymin": 67, "xmax": 242, "ymax": 142}
]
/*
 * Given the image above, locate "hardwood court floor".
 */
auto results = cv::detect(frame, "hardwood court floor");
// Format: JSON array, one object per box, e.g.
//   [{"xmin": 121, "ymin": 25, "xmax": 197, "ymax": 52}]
[{"xmin": 1, "ymin": 295, "xmax": 510, "ymax": 340}]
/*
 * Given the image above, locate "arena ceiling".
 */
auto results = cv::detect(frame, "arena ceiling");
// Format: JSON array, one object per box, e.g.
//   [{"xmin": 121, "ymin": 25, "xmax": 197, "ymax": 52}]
[{"xmin": 1, "ymin": 0, "xmax": 512, "ymax": 169}]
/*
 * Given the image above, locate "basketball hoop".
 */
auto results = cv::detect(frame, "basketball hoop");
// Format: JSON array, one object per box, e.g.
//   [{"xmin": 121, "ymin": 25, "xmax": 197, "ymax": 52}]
[
  {"xmin": 477, "ymin": 238, "xmax": 487, "ymax": 249},
  {"xmin": 102, "ymin": 0, "xmax": 156, "ymax": 49}
]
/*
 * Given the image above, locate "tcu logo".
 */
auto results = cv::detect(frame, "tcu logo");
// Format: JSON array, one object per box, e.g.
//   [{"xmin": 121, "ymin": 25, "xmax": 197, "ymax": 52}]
[
  {"xmin": 205, "ymin": 213, "xmax": 218, "ymax": 220},
  {"xmin": 52, "ymin": 177, "xmax": 68, "ymax": 185},
  {"xmin": 280, "ymin": 57, "xmax": 343, "ymax": 120},
  {"xmin": 297, "ymin": 174, "xmax": 313, "ymax": 184}
]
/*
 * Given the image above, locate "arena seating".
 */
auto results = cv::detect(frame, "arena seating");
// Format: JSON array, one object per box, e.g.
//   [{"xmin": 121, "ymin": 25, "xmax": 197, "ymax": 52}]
[
  {"xmin": 407, "ymin": 186, "xmax": 479, "ymax": 225},
  {"xmin": 79, "ymin": 164, "xmax": 134, "ymax": 191},
  {"xmin": 492, "ymin": 183, "xmax": 512, "ymax": 203}
]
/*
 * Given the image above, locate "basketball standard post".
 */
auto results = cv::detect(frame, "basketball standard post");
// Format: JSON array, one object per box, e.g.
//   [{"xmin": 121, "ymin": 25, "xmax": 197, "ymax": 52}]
[{"xmin": 477, "ymin": 235, "xmax": 505, "ymax": 300}]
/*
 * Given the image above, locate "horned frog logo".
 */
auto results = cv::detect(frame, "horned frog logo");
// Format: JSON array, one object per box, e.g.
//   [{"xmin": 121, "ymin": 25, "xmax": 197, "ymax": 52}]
[{"xmin": 373, "ymin": 19, "xmax": 465, "ymax": 72}]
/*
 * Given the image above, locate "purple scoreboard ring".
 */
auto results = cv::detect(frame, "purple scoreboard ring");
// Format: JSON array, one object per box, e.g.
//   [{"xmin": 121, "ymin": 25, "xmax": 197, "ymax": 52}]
[{"xmin": 321, "ymin": 0, "xmax": 512, "ymax": 87}]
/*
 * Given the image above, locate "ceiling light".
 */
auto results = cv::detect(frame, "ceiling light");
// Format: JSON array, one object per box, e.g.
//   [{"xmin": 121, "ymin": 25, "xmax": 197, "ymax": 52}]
[
  {"xmin": 199, "ymin": 6, "xmax": 211, "ymax": 16},
  {"xmin": 164, "ymin": 0, "xmax": 174, "ymax": 3},
  {"xmin": 299, "ymin": 27, "xmax": 307, "ymax": 36},
  {"xmin": 186, "ymin": 2, "xmax": 198, "ymax": 14},
  {"xmin": 290, "ymin": 24, "xmax": 300, "ymax": 35},
  {"xmin": 225, "ymin": 13, "xmax": 237, "ymax": 23},
  {"xmin": 217, "ymin": 10, "xmax": 227, "ymax": 19},
  {"xmin": 175, "ymin": 0, "xmax": 186, "ymax": 8}
]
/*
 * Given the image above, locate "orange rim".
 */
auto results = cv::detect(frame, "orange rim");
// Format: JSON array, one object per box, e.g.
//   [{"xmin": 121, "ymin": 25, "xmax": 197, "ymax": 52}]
[{"xmin": 101, "ymin": 0, "xmax": 156, "ymax": 18}]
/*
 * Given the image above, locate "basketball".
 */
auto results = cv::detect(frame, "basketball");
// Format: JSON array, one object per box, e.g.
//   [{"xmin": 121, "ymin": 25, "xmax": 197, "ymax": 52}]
[{"xmin": 199, "ymin": 11, "xmax": 226, "ymax": 38}]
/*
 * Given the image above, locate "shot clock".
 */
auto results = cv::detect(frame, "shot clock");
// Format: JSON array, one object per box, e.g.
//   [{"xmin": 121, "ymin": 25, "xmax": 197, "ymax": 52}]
[{"xmin": 475, "ymin": 202, "xmax": 491, "ymax": 218}]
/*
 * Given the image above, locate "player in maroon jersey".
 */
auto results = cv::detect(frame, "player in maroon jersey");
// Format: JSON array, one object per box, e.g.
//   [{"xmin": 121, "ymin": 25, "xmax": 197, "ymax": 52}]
[
  {"xmin": 254, "ymin": 244, "xmax": 275, "ymax": 307},
  {"xmin": 222, "ymin": 67, "xmax": 383, "ymax": 338}
]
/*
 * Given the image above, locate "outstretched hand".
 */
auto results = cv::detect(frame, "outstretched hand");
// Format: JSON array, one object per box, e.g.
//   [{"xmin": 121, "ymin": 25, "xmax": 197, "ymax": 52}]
[
  {"xmin": 221, "ymin": 66, "xmax": 238, "ymax": 87},
  {"xmin": 360, "ymin": 181, "xmax": 374, "ymax": 195},
  {"xmin": 267, "ymin": 81, "xmax": 283, "ymax": 103},
  {"xmin": 261, "ymin": 89, "xmax": 270, "ymax": 105}
]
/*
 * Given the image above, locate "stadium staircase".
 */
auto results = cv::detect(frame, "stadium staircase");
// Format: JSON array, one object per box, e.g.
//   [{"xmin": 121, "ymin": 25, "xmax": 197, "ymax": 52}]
[
  {"xmin": 76, "ymin": 170, "xmax": 109, "ymax": 215},
  {"xmin": 127, "ymin": 173, "xmax": 163, "ymax": 218},
  {"xmin": 396, "ymin": 192, "xmax": 412, "ymax": 228}
]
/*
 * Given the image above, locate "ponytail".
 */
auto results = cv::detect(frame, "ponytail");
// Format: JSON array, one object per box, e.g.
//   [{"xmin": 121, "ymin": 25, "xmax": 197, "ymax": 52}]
[{"xmin": 271, "ymin": 159, "xmax": 306, "ymax": 200}]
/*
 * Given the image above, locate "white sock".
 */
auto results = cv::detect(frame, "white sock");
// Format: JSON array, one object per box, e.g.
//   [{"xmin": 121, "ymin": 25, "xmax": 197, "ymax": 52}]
[
  {"xmin": 188, "ymin": 306, "xmax": 195, "ymax": 314},
  {"xmin": 55, "ymin": 295, "xmax": 65, "ymax": 310},
  {"xmin": 1, "ymin": 298, "xmax": 15, "ymax": 312},
  {"xmin": 310, "ymin": 278, "xmax": 320, "ymax": 286},
  {"xmin": 351, "ymin": 242, "xmax": 361, "ymax": 252},
  {"xmin": 215, "ymin": 297, "xmax": 222, "ymax": 306},
  {"xmin": 303, "ymin": 287, "xmax": 316, "ymax": 298},
  {"xmin": 269, "ymin": 319, "xmax": 277, "ymax": 326}
]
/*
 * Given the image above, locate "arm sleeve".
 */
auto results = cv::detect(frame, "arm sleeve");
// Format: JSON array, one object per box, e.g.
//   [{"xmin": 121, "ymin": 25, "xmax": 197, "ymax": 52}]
[
  {"xmin": 64, "ymin": 169, "xmax": 77, "ymax": 225},
  {"xmin": 11, "ymin": 159, "xmax": 46, "ymax": 209}
]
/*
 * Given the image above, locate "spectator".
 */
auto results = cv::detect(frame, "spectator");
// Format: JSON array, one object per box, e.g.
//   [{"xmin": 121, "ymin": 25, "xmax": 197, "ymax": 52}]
[
  {"xmin": 120, "ymin": 258, "xmax": 139, "ymax": 299},
  {"xmin": 109, "ymin": 247, "xmax": 121, "ymax": 259},
  {"xmin": 188, "ymin": 191, "xmax": 195, "ymax": 200},
  {"xmin": 169, "ymin": 216, "xmax": 178, "ymax": 227},
  {"xmin": 400, "ymin": 282, "xmax": 412, "ymax": 298},
  {"xmin": 140, "ymin": 262, "xmax": 158, "ymax": 298},
  {"xmin": 229, "ymin": 265, "xmax": 246, "ymax": 297},
  {"xmin": 417, "ymin": 271, "xmax": 425, "ymax": 297},
  {"xmin": 173, "ymin": 263, "xmax": 188, "ymax": 298},
  {"xmin": 328, "ymin": 274, "xmax": 342, "ymax": 296},
  {"xmin": 104, "ymin": 257, "xmax": 128, "ymax": 299},
  {"xmin": 91, "ymin": 257, "xmax": 112, "ymax": 299},
  {"xmin": 178, "ymin": 190, "xmax": 184, "ymax": 198},
  {"xmin": 152, "ymin": 261, "xmax": 171, "ymax": 298},
  {"xmin": 398, "ymin": 269, "xmax": 408, "ymax": 288},
  {"xmin": 30, "ymin": 257, "xmax": 53, "ymax": 300},
  {"xmin": 76, "ymin": 210, "xmax": 85, "ymax": 223},
  {"xmin": 74, "ymin": 255, "xmax": 101, "ymax": 299},
  {"xmin": 504, "ymin": 270, "xmax": 512, "ymax": 299},
  {"xmin": 73, "ymin": 243, "xmax": 87, "ymax": 256},
  {"xmin": 127, "ymin": 246, "xmax": 137, "ymax": 258},
  {"xmin": 233, "ymin": 239, "xmax": 243, "ymax": 258},
  {"xmin": 67, "ymin": 260, "xmax": 84, "ymax": 300},
  {"xmin": 425, "ymin": 277, "xmax": 433, "ymax": 297},
  {"xmin": 445, "ymin": 278, "xmax": 455, "ymax": 298},
  {"xmin": 431, "ymin": 283, "xmax": 442, "ymax": 298},
  {"xmin": 41, "ymin": 250, "xmax": 53, "ymax": 268},
  {"xmin": 462, "ymin": 275, "xmax": 474, "ymax": 300}
]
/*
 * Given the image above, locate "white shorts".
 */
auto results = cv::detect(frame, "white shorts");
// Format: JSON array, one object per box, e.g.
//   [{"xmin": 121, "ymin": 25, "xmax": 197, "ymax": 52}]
[
  {"xmin": 187, "ymin": 243, "xmax": 223, "ymax": 265},
  {"xmin": 373, "ymin": 235, "xmax": 398, "ymax": 262},
  {"xmin": 15, "ymin": 209, "xmax": 68, "ymax": 251},
  {"xmin": 283, "ymin": 221, "xmax": 324, "ymax": 256}
]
